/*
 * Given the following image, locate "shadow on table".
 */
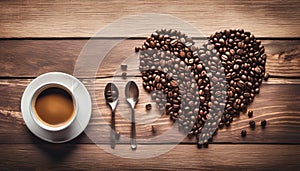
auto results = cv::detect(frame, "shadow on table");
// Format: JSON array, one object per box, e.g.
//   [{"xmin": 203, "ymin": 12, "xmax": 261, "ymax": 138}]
[{"xmin": 28, "ymin": 130, "xmax": 92, "ymax": 162}]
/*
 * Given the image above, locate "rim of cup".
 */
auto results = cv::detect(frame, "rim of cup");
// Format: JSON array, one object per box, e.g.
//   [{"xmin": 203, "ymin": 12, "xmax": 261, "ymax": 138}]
[{"xmin": 30, "ymin": 82, "xmax": 78, "ymax": 132}]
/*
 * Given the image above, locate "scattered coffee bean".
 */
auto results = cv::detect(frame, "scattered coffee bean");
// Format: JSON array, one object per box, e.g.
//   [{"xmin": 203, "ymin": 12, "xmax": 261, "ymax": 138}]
[
  {"xmin": 241, "ymin": 130, "xmax": 247, "ymax": 137},
  {"xmin": 248, "ymin": 110, "xmax": 253, "ymax": 118},
  {"xmin": 249, "ymin": 120, "xmax": 256, "ymax": 128},
  {"xmin": 261, "ymin": 119, "xmax": 267, "ymax": 127},
  {"xmin": 121, "ymin": 64, "xmax": 127, "ymax": 71},
  {"xmin": 146, "ymin": 104, "xmax": 152, "ymax": 110},
  {"xmin": 122, "ymin": 72, "xmax": 127, "ymax": 79}
]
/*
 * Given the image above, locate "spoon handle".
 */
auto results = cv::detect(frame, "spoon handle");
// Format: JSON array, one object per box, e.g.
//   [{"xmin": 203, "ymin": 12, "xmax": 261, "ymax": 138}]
[
  {"xmin": 110, "ymin": 110, "xmax": 116, "ymax": 149},
  {"xmin": 131, "ymin": 108, "xmax": 137, "ymax": 150}
]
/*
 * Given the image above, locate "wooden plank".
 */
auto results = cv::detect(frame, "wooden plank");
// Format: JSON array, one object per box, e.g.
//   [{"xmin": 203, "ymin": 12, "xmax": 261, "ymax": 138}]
[
  {"xmin": 0, "ymin": 39, "xmax": 299, "ymax": 78},
  {"xmin": 0, "ymin": 144, "xmax": 299, "ymax": 170},
  {"xmin": 0, "ymin": 0, "xmax": 299, "ymax": 38},
  {"xmin": 0, "ymin": 78, "xmax": 299, "ymax": 144}
]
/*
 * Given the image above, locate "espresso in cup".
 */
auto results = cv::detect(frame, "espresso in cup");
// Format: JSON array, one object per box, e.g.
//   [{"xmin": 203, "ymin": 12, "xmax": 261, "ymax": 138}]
[{"xmin": 32, "ymin": 84, "xmax": 76, "ymax": 129}]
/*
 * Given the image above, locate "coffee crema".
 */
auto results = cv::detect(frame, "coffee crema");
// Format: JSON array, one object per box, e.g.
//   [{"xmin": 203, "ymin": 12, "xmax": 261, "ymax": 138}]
[{"xmin": 33, "ymin": 87, "xmax": 75, "ymax": 128}]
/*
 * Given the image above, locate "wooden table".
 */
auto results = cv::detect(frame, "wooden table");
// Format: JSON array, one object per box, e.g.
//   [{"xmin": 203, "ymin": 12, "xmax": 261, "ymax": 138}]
[{"xmin": 0, "ymin": 1, "xmax": 300, "ymax": 170}]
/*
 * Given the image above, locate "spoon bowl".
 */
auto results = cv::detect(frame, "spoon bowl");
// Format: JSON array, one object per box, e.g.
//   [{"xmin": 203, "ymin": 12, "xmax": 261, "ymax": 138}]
[
  {"xmin": 125, "ymin": 81, "xmax": 139, "ymax": 108},
  {"xmin": 104, "ymin": 83, "xmax": 119, "ymax": 112}
]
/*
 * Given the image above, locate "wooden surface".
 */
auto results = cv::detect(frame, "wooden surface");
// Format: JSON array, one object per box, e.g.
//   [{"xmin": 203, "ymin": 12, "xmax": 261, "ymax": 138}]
[
  {"xmin": 0, "ymin": 0, "xmax": 300, "ymax": 170},
  {"xmin": 2, "ymin": 144, "xmax": 300, "ymax": 170},
  {"xmin": 0, "ymin": 39, "xmax": 299, "ymax": 78},
  {"xmin": 0, "ymin": 0, "xmax": 300, "ymax": 38}
]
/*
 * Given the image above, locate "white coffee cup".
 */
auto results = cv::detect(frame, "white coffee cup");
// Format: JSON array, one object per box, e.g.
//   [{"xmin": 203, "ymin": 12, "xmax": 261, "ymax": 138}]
[{"xmin": 29, "ymin": 82, "xmax": 79, "ymax": 132}]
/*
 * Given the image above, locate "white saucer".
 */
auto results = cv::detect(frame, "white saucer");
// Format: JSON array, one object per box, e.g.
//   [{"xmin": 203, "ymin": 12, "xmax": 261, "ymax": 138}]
[{"xmin": 21, "ymin": 72, "xmax": 92, "ymax": 143}]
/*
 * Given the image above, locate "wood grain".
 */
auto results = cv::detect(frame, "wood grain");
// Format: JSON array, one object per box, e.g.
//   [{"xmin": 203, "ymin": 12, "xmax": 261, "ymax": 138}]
[
  {"xmin": 1, "ymin": 1, "xmax": 299, "ymax": 170},
  {"xmin": 0, "ymin": 39, "xmax": 299, "ymax": 78},
  {"xmin": 0, "ymin": 78, "xmax": 299, "ymax": 144},
  {"xmin": 0, "ymin": 144, "xmax": 299, "ymax": 170},
  {"xmin": 0, "ymin": 0, "xmax": 299, "ymax": 38}
]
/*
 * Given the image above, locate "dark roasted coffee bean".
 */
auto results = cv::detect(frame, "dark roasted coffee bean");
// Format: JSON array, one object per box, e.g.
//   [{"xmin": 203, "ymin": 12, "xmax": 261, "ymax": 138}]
[
  {"xmin": 203, "ymin": 140, "xmax": 209, "ymax": 148},
  {"xmin": 254, "ymin": 67, "xmax": 261, "ymax": 74},
  {"xmin": 233, "ymin": 64, "xmax": 240, "ymax": 70},
  {"xmin": 247, "ymin": 110, "xmax": 253, "ymax": 118},
  {"xmin": 146, "ymin": 104, "xmax": 152, "ymax": 110},
  {"xmin": 249, "ymin": 120, "xmax": 256, "ymax": 128},
  {"xmin": 197, "ymin": 142, "xmax": 203, "ymax": 149},
  {"xmin": 122, "ymin": 72, "xmax": 127, "ymax": 79},
  {"xmin": 255, "ymin": 88, "xmax": 260, "ymax": 94},
  {"xmin": 218, "ymin": 122, "xmax": 224, "ymax": 128},
  {"xmin": 225, "ymin": 120, "xmax": 231, "ymax": 127},
  {"xmin": 264, "ymin": 73, "xmax": 269, "ymax": 81},
  {"xmin": 170, "ymin": 80, "xmax": 178, "ymax": 87},
  {"xmin": 237, "ymin": 80, "xmax": 245, "ymax": 88},
  {"xmin": 261, "ymin": 119, "xmax": 267, "ymax": 127},
  {"xmin": 241, "ymin": 130, "xmax": 247, "ymax": 137},
  {"xmin": 180, "ymin": 51, "xmax": 186, "ymax": 58},
  {"xmin": 221, "ymin": 54, "xmax": 228, "ymax": 61},
  {"xmin": 135, "ymin": 46, "xmax": 141, "ymax": 52},
  {"xmin": 121, "ymin": 64, "xmax": 127, "ymax": 71},
  {"xmin": 241, "ymin": 75, "xmax": 247, "ymax": 81},
  {"xmin": 244, "ymin": 92, "xmax": 250, "ymax": 98}
]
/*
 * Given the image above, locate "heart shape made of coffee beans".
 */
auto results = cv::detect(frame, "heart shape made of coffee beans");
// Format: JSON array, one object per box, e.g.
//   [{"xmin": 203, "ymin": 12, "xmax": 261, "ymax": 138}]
[{"xmin": 137, "ymin": 29, "xmax": 267, "ymax": 138}]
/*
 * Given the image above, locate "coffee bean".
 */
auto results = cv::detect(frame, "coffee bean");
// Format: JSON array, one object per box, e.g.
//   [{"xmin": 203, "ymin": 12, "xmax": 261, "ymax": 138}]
[
  {"xmin": 241, "ymin": 130, "xmax": 247, "ymax": 137},
  {"xmin": 121, "ymin": 64, "xmax": 127, "ymax": 71},
  {"xmin": 146, "ymin": 104, "xmax": 152, "ymax": 110},
  {"xmin": 264, "ymin": 73, "xmax": 269, "ymax": 81},
  {"xmin": 135, "ymin": 46, "xmax": 141, "ymax": 52},
  {"xmin": 255, "ymin": 88, "xmax": 260, "ymax": 94},
  {"xmin": 219, "ymin": 38, "xmax": 225, "ymax": 44},
  {"xmin": 170, "ymin": 80, "xmax": 178, "ymax": 87},
  {"xmin": 220, "ymin": 54, "xmax": 228, "ymax": 61},
  {"xmin": 218, "ymin": 122, "xmax": 224, "ymax": 128},
  {"xmin": 197, "ymin": 142, "xmax": 203, "ymax": 149},
  {"xmin": 254, "ymin": 67, "xmax": 261, "ymax": 74},
  {"xmin": 244, "ymin": 92, "xmax": 250, "ymax": 98},
  {"xmin": 261, "ymin": 119, "xmax": 267, "ymax": 127},
  {"xmin": 180, "ymin": 51, "xmax": 186, "ymax": 58},
  {"xmin": 247, "ymin": 110, "xmax": 253, "ymax": 118},
  {"xmin": 237, "ymin": 80, "xmax": 245, "ymax": 88},
  {"xmin": 249, "ymin": 120, "xmax": 256, "ymax": 128},
  {"xmin": 233, "ymin": 64, "xmax": 240, "ymax": 70},
  {"xmin": 122, "ymin": 72, "xmax": 127, "ymax": 79},
  {"xmin": 203, "ymin": 140, "xmax": 209, "ymax": 148},
  {"xmin": 241, "ymin": 75, "xmax": 247, "ymax": 81}
]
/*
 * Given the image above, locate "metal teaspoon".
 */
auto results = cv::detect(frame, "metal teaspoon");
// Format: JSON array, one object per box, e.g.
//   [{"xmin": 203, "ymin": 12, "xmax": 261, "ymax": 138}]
[
  {"xmin": 104, "ymin": 83, "xmax": 119, "ymax": 149},
  {"xmin": 125, "ymin": 81, "xmax": 139, "ymax": 150}
]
